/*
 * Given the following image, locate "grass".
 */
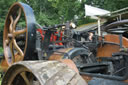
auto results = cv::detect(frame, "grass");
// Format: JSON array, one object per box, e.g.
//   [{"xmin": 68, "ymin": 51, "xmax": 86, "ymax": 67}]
[
  {"xmin": 0, "ymin": 47, "xmax": 3, "ymax": 54},
  {"xmin": 0, "ymin": 78, "xmax": 1, "ymax": 85},
  {"xmin": 0, "ymin": 79, "xmax": 1, "ymax": 84},
  {"xmin": 0, "ymin": 47, "xmax": 3, "ymax": 85}
]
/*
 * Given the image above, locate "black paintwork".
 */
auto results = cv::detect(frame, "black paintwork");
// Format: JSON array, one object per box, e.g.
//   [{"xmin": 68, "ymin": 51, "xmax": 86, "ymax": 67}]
[
  {"xmin": 19, "ymin": 2, "xmax": 36, "ymax": 60},
  {"xmin": 88, "ymin": 77, "xmax": 128, "ymax": 85}
]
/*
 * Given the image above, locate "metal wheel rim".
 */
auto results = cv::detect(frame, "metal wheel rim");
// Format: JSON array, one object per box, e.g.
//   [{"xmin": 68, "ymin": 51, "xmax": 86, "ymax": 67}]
[
  {"xmin": 2, "ymin": 65, "xmax": 41, "ymax": 85},
  {"xmin": 3, "ymin": 2, "xmax": 36, "ymax": 66}
]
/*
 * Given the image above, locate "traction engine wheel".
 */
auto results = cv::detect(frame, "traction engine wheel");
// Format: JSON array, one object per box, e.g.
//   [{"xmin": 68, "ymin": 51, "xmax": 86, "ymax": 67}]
[
  {"xmin": 2, "ymin": 60, "xmax": 87, "ymax": 85},
  {"xmin": 3, "ymin": 2, "xmax": 36, "ymax": 66}
]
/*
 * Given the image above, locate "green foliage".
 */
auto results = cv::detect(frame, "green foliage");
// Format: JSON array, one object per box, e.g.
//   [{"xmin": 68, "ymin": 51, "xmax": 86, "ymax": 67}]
[
  {"xmin": 103, "ymin": 0, "xmax": 128, "ymax": 11},
  {"xmin": 86, "ymin": 0, "xmax": 128, "ymax": 11},
  {"xmin": 0, "ymin": 33, "xmax": 2, "ymax": 47},
  {"xmin": 0, "ymin": 0, "xmax": 16, "ymax": 31},
  {"xmin": 0, "ymin": 47, "xmax": 3, "ymax": 54},
  {"xmin": 0, "ymin": 0, "xmax": 128, "ymax": 30},
  {"xmin": 18, "ymin": 0, "xmax": 86, "ymax": 26},
  {"xmin": 0, "ymin": 0, "xmax": 15, "ymax": 49},
  {"xmin": 0, "ymin": 0, "xmax": 127, "ymax": 33},
  {"xmin": 47, "ymin": 0, "xmax": 86, "ymax": 25}
]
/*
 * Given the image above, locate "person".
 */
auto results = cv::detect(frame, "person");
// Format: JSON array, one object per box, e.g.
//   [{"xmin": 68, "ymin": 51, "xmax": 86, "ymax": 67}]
[{"xmin": 89, "ymin": 32, "xmax": 93, "ymax": 41}]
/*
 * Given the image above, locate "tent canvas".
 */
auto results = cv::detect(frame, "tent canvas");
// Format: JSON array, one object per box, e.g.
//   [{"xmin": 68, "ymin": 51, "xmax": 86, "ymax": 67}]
[
  {"xmin": 84, "ymin": 4, "xmax": 110, "ymax": 36},
  {"xmin": 85, "ymin": 4, "xmax": 110, "ymax": 18}
]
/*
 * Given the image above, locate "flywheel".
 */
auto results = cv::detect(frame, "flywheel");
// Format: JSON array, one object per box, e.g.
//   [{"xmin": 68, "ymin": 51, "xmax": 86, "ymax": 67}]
[{"xmin": 3, "ymin": 2, "xmax": 36, "ymax": 66}]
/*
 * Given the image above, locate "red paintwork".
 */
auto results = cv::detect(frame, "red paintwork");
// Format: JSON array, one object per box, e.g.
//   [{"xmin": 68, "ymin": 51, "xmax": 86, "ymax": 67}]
[{"xmin": 36, "ymin": 29, "xmax": 63, "ymax": 45}]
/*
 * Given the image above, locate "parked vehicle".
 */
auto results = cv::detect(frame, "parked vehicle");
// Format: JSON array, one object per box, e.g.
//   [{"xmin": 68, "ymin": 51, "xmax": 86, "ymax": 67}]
[{"xmin": 1, "ymin": 2, "xmax": 128, "ymax": 85}]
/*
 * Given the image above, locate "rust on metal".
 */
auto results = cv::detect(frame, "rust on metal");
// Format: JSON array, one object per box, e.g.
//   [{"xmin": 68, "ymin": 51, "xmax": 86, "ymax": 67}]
[
  {"xmin": 104, "ymin": 34, "xmax": 128, "ymax": 47},
  {"xmin": 2, "ymin": 60, "xmax": 88, "ymax": 85},
  {"xmin": 3, "ymin": 2, "xmax": 26, "ymax": 66},
  {"xmin": 0, "ymin": 59, "xmax": 8, "ymax": 72},
  {"xmin": 3, "ymin": 2, "xmax": 36, "ymax": 67},
  {"xmin": 60, "ymin": 59, "xmax": 79, "ymax": 73},
  {"xmin": 97, "ymin": 44, "xmax": 120, "ymax": 57},
  {"xmin": 49, "ymin": 48, "xmax": 73, "ymax": 60},
  {"xmin": 97, "ymin": 34, "xmax": 128, "ymax": 57}
]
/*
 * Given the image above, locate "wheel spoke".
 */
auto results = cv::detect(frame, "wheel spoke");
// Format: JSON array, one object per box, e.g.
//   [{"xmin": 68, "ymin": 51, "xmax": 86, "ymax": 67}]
[
  {"xmin": 8, "ymin": 33, "xmax": 13, "ymax": 38},
  {"xmin": 9, "ymin": 15, "xmax": 14, "ymax": 33},
  {"xmin": 12, "ymin": 8, "xmax": 22, "ymax": 31},
  {"xmin": 28, "ymin": 74, "xmax": 34, "ymax": 85},
  {"xmin": 20, "ymin": 72, "xmax": 31, "ymax": 85},
  {"xmin": 13, "ymin": 39, "xmax": 24, "ymax": 57},
  {"xmin": 14, "ymin": 28, "xmax": 26, "ymax": 36},
  {"xmin": 5, "ymin": 39, "xmax": 9, "ymax": 45},
  {"xmin": 9, "ymin": 41, "xmax": 15, "ymax": 63}
]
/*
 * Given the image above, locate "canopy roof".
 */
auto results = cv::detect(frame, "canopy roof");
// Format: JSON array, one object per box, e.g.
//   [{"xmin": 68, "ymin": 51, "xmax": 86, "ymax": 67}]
[{"xmin": 85, "ymin": 4, "xmax": 110, "ymax": 19}]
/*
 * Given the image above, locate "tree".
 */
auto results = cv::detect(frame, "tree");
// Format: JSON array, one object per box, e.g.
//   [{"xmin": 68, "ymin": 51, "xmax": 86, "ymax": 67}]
[
  {"xmin": 86, "ymin": 0, "xmax": 128, "ymax": 11},
  {"xmin": 19, "ymin": 0, "xmax": 86, "ymax": 26},
  {"xmin": 0, "ymin": 0, "xmax": 16, "ymax": 31}
]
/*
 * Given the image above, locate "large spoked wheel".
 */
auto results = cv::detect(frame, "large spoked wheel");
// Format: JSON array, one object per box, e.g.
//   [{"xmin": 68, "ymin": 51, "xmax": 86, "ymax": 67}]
[
  {"xmin": 2, "ymin": 60, "xmax": 87, "ymax": 85},
  {"xmin": 3, "ymin": 2, "xmax": 36, "ymax": 66}
]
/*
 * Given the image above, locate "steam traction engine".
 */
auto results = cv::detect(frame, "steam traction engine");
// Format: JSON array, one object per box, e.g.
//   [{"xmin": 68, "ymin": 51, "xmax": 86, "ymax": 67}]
[{"xmin": 1, "ymin": 2, "xmax": 128, "ymax": 85}]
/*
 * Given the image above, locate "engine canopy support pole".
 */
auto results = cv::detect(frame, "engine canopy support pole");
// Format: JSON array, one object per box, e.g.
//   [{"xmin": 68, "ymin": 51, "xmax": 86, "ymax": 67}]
[{"xmin": 98, "ymin": 18, "xmax": 101, "ymax": 36}]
